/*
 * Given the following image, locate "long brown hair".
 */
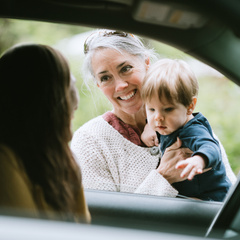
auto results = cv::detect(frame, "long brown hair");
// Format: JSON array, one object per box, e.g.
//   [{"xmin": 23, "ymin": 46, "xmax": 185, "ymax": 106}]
[{"xmin": 0, "ymin": 44, "xmax": 81, "ymax": 216}]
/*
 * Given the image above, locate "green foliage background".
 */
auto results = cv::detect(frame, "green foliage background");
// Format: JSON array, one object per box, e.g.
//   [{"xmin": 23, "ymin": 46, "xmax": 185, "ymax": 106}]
[{"xmin": 1, "ymin": 19, "xmax": 240, "ymax": 175}]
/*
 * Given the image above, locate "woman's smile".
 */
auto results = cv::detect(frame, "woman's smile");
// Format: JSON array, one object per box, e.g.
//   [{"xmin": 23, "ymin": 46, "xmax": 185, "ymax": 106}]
[{"xmin": 118, "ymin": 89, "xmax": 137, "ymax": 101}]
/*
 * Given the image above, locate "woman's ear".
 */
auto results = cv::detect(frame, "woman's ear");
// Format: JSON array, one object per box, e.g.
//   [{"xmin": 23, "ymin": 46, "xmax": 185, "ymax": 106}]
[
  {"xmin": 187, "ymin": 97, "xmax": 197, "ymax": 115},
  {"xmin": 145, "ymin": 57, "xmax": 150, "ymax": 70}
]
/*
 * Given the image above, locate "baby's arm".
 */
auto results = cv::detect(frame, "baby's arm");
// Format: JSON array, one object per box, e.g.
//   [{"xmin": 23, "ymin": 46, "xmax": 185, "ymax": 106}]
[
  {"xmin": 141, "ymin": 123, "xmax": 159, "ymax": 147},
  {"xmin": 175, "ymin": 155, "xmax": 206, "ymax": 180}
]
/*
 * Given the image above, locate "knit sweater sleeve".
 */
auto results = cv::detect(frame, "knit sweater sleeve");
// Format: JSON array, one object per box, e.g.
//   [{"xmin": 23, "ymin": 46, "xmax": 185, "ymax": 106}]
[
  {"xmin": 135, "ymin": 170, "xmax": 178, "ymax": 197},
  {"xmin": 71, "ymin": 127, "xmax": 120, "ymax": 191},
  {"xmin": 71, "ymin": 117, "xmax": 178, "ymax": 197}
]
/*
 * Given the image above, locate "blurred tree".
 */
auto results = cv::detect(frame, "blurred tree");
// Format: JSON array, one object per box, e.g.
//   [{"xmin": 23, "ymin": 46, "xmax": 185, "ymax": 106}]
[
  {"xmin": 0, "ymin": 19, "xmax": 16, "ymax": 54},
  {"xmin": 0, "ymin": 18, "xmax": 91, "ymax": 54}
]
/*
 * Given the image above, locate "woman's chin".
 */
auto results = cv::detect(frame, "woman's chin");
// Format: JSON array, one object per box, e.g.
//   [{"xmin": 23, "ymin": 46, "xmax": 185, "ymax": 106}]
[{"xmin": 124, "ymin": 104, "xmax": 143, "ymax": 115}]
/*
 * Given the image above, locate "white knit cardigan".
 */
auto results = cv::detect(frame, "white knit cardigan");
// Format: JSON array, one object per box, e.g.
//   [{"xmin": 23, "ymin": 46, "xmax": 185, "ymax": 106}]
[{"xmin": 71, "ymin": 115, "xmax": 236, "ymax": 197}]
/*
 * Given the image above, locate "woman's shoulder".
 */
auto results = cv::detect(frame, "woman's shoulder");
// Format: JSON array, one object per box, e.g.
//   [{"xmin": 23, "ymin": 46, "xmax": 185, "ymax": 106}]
[
  {"xmin": 71, "ymin": 115, "xmax": 114, "ymax": 146},
  {"xmin": 81, "ymin": 115, "xmax": 106, "ymax": 127},
  {"xmin": 72, "ymin": 113, "xmax": 142, "ymax": 148},
  {"xmin": 0, "ymin": 145, "xmax": 32, "ymax": 189},
  {"xmin": 0, "ymin": 145, "xmax": 20, "ymax": 169}
]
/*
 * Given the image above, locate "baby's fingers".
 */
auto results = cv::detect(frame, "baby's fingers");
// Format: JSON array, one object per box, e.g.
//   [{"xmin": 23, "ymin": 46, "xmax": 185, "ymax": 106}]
[
  {"xmin": 180, "ymin": 165, "xmax": 193, "ymax": 178},
  {"xmin": 187, "ymin": 168, "xmax": 199, "ymax": 180},
  {"xmin": 175, "ymin": 160, "xmax": 188, "ymax": 169},
  {"xmin": 187, "ymin": 168, "xmax": 203, "ymax": 180}
]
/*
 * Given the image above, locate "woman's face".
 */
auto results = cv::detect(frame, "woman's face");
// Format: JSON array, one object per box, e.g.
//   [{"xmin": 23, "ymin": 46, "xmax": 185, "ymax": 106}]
[{"xmin": 91, "ymin": 48, "xmax": 149, "ymax": 116}]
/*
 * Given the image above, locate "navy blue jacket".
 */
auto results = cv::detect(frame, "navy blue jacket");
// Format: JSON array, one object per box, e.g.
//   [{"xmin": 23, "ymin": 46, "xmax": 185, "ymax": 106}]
[{"xmin": 158, "ymin": 112, "xmax": 231, "ymax": 201}]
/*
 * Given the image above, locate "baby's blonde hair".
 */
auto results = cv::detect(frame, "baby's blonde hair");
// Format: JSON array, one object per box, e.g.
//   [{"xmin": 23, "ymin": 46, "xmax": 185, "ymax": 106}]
[{"xmin": 141, "ymin": 58, "xmax": 199, "ymax": 107}]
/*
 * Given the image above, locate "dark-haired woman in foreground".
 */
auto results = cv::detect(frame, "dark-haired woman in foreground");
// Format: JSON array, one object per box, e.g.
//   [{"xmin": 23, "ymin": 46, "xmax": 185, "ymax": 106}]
[{"xmin": 0, "ymin": 43, "xmax": 90, "ymax": 222}]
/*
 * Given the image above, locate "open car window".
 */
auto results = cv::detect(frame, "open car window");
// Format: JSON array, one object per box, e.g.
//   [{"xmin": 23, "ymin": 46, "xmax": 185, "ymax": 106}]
[{"xmin": 0, "ymin": 18, "xmax": 239, "ymax": 201}]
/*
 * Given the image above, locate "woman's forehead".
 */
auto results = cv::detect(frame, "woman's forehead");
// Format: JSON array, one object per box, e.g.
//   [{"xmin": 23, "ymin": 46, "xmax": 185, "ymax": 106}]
[{"xmin": 92, "ymin": 48, "xmax": 141, "ymax": 68}]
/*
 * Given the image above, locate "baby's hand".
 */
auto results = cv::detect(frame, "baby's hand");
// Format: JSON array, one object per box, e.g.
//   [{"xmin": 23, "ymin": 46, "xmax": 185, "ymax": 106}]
[
  {"xmin": 175, "ymin": 155, "xmax": 206, "ymax": 180},
  {"xmin": 141, "ymin": 123, "xmax": 159, "ymax": 147}
]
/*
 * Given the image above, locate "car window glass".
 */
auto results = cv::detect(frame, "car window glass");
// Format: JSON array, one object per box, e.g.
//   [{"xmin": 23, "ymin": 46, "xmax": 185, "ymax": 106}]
[{"xmin": 1, "ymin": 18, "xmax": 239, "ymax": 201}]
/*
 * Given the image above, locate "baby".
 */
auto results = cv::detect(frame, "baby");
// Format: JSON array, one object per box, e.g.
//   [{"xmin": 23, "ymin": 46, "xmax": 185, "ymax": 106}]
[{"xmin": 141, "ymin": 58, "xmax": 231, "ymax": 201}]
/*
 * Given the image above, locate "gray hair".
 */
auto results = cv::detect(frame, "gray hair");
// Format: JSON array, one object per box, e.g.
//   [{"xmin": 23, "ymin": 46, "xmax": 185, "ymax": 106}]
[{"xmin": 82, "ymin": 29, "xmax": 158, "ymax": 87}]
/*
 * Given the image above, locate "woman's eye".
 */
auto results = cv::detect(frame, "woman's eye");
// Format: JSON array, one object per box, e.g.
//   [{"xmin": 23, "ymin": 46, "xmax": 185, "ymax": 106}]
[
  {"xmin": 100, "ymin": 75, "xmax": 110, "ymax": 82},
  {"xmin": 121, "ymin": 65, "xmax": 132, "ymax": 73},
  {"xmin": 149, "ymin": 108, "xmax": 155, "ymax": 112}
]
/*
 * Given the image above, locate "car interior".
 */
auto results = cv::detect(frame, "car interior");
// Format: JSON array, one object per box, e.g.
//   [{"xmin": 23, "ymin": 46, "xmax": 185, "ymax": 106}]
[
  {"xmin": 1, "ymin": 0, "xmax": 240, "ymax": 239},
  {"xmin": 207, "ymin": 175, "xmax": 240, "ymax": 239}
]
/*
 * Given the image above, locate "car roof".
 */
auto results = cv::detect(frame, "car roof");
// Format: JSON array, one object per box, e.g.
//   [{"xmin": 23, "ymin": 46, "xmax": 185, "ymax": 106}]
[{"xmin": 1, "ymin": 0, "xmax": 240, "ymax": 85}]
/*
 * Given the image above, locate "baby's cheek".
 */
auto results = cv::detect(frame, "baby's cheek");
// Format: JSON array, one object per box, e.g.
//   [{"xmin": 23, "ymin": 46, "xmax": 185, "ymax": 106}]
[{"xmin": 149, "ymin": 116, "xmax": 156, "ymax": 128}]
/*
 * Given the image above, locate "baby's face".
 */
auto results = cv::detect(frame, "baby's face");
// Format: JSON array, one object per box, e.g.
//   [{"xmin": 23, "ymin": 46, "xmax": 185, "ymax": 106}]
[{"xmin": 145, "ymin": 93, "xmax": 191, "ymax": 135}]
